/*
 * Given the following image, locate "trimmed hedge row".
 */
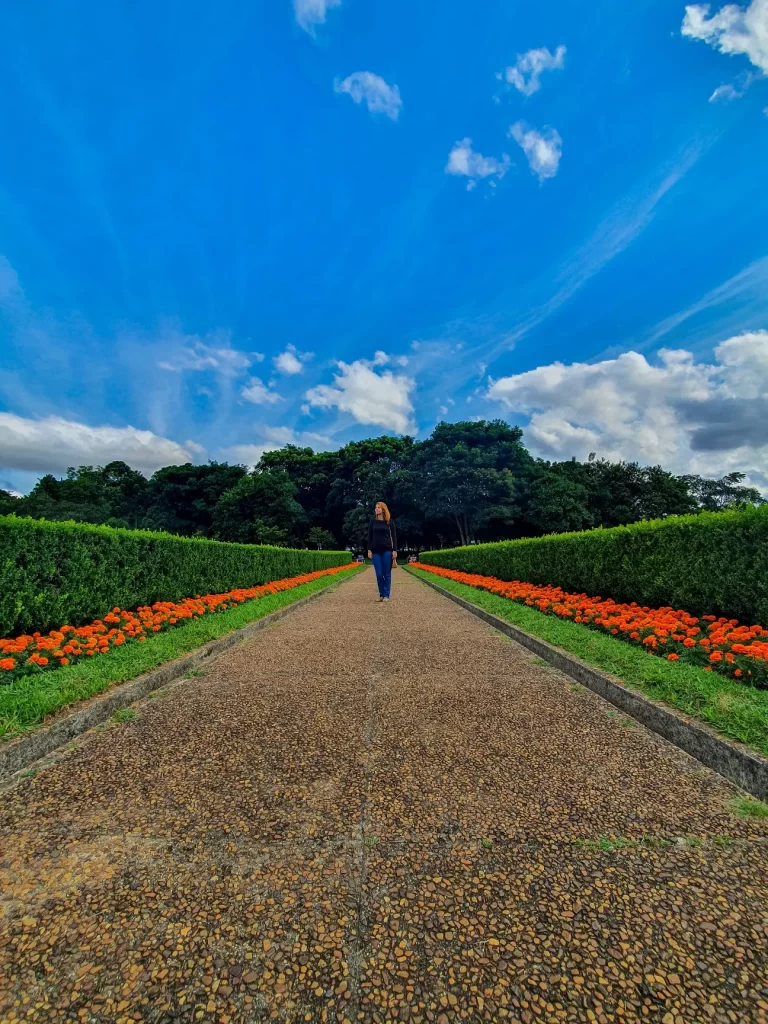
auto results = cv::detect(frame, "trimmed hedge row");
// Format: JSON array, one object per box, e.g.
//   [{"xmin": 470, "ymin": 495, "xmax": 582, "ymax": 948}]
[
  {"xmin": 421, "ymin": 506, "xmax": 768, "ymax": 625},
  {"xmin": 0, "ymin": 516, "xmax": 351, "ymax": 637}
]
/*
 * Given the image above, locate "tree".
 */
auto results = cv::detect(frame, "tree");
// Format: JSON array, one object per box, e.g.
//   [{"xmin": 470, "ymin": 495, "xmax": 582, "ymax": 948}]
[
  {"xmin": 143, "ymin": 462, "xmax": 247, "ymax": 536},
  {"xmin": 325, "ymin": 436, "xmax": 417, "ymax": 543},
  {"xmin": 9, "ymin": 462, "xmax": 149, "ymax": 527},
  {"xmin": 307, "ymin": 526, "xmax": 337, "ymax": 550},
  {"xmin": 525, "ymin": 474, "xmax": 594, "ymax": 535},
  {"xmin": 18, "ymin": 470, "xmax": 113, "ymax": 524},
  {"xmin": 260, "ymin": 446, "xmax": 342, "ymax": 539},
  {"xmin": 546, "ymin": 456, "xmax": 695, "ymax": 527},
  {"xmin": 99, "ymin": 461, "xmax": 149, "ymax": 528},
  {"xmin": 413, "ymin": 421, "xmax": 523, "ymax": 545},
  {"xmin": 681, "ymin": 472, "xmax": 765, "ymax": 511},
  {"xmin": 343, "ymin": 507, "xmax": 370, "ymax": 552},
  {"xmin": 212, "ymin": 470, "xmax": 306, "ymax": 546},
  {"xmin": 0, "ymin": 489, "xmax": 19, "ymax": 516}
]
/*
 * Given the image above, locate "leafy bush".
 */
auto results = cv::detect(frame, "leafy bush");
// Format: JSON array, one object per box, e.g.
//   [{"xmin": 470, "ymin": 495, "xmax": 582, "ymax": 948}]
[
  {"xmin": 421, "ymin": 506, "xmax": 768, "ymax": 625},
  {"xmin": 0, "ymin": 515, "xmax": 351, "ymax": 637}
]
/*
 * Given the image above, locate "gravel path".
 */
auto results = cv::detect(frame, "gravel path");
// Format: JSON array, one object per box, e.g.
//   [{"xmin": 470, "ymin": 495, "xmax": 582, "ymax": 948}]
[{"xmin": 1, "ymin": 568, "xmax": 767, "ymax": 1024}]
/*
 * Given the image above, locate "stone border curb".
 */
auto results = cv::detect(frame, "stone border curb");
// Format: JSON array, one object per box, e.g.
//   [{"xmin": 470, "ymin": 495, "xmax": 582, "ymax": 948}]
[
  {"xmin": 408, "ymin": 568, "xmax": 768, "ymax": 802},
  {"xmin": 0, "ymin": 572, "xmax": 358, "ymax": 783}
]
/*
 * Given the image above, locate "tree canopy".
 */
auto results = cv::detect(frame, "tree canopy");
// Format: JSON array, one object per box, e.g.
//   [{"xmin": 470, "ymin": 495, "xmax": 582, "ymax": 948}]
[{"xmin": 1, "ymin": 420, "xmax": 763, "ymax": 549}]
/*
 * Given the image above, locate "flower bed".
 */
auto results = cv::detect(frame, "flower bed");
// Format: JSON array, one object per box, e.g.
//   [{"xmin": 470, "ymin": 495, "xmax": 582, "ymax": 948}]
[
  {"xmin": 0, "ymin": 564, "xmax": 354, "ymax": 681},
  {"xmin": 413, "ymin": 563, "xmax": 768, "ymax": 688}
]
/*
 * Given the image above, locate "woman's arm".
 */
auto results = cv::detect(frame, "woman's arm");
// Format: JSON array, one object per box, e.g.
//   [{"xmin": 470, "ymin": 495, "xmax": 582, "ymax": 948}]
[{"xmin": 390, "ymin": 520, "xmax": 398, "ymax": 560}]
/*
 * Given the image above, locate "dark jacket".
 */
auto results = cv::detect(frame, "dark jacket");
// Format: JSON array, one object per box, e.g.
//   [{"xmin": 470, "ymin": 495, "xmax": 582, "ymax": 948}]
[{"xmin": 368, "ymin": 517, "xmax": 397, "ymax": 553}]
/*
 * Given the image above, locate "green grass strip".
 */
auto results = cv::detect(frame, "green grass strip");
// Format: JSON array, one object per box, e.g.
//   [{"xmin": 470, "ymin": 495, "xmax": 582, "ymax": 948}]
[
  {"xmin": 407, "ymin": 567, "xmax": 768, "ymax": 757},
  {"xmin": 0, "ymin": 566, "xmax": 362, "ymax": 739}
]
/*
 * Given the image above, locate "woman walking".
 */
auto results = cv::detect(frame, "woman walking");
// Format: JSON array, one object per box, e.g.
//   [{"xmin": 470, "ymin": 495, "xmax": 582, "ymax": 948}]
[{"xmin": 367, "ymin": 501, "xmax": 397, "ymax": 602}]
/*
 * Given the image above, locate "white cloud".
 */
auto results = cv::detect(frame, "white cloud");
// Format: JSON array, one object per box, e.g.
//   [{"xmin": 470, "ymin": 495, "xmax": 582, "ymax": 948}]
[
  {"xmin": 272, "ymin": 344, "xmax": 309, "ymax": 375},
  {"xmin": 304, "ymin": 353, "xmax": 416, "ymax": 433},
  {"xmin": 509, "ymin": 122, "xmax": 562, "ymax": 182},
  {"xmin": 683, "ymin": 0, "xmax": 768, "ymax": 74},
  {"xmin": 261, "ymin": 426, "xmax": 297, "ymax": 444},
  {"xmin": 241, "ymin": 377, "xmax": 282, "ymax": 405},
  {"xmin": 500, "ymin": 46, "xmax": 566, "ymax": 97},
  {"xmin": 158, "ymin": 336, "xmax": 259, "ymax": 375},
  {"xmin": 334, "ymin": 73, "xmax": 402, "ymax": 121},
  {"xmin": 222, "ymin": 444, "xmax": 280, "ymax": 468},
  {"xmin": 487, "ymin": 331, "xmax": 768, "ymax": 483},
  {"xmin": 0, "ymin": 413, "xmax": 203, "ymax": 475},
  {"xmin": 445, "ymin": 138, "xmax": 510, "ymax": 190},
  {"xmin": 709, "ymin": 70, "xmax": 756, "ymax": 99},
  {"xmin": 259, "ymin": 425, "xmax": 334, "ymax": 447},
  {"xmin": 294, "ymin": 0, "xmax": 341, "ymax": 35}
]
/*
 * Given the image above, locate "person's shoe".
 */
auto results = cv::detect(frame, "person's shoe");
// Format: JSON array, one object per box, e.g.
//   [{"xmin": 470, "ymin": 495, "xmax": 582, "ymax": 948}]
[
  {"xmin": 383, "ymin": 597, "xmax": 390, "ymax": 602},
  {"xmin": 377, "ymin": 596, "xmax": 384, "ymax": 602}
]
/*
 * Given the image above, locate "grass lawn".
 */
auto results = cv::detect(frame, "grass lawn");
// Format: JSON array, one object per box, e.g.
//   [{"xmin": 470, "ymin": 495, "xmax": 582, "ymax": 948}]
[
  {"xmin": 0, "ymin": 565, "xmax": 361, "ymax": 740},
  {"xmin": 407, "ymin": 567, "xmax": 768, "ymax": 758}
]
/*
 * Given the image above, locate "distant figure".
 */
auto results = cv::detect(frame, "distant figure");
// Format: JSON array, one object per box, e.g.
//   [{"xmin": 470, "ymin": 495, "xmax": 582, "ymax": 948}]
[{"xmin": 367, "ymin": 501, "xmax": 397, "ymax": 602}]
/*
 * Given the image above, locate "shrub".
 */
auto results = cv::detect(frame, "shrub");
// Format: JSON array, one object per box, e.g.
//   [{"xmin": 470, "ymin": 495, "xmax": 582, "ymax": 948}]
[
  {"xmin": 421, "ymin": 506, "xmax": 768, "ymax": 625},
  {"xmin": 0, "ymin": 515, "xmax": 351, "ymax": 637}
]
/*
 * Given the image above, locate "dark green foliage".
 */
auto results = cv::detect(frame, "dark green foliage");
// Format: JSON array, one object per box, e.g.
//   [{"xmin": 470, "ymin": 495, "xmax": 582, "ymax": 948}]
[
  {"xmin": 7, "ymin": 422, "xmax": 765, "ymax": 551},
  {"xmin": 0, "ymin": 490, "xmax": 20, "ymax": 516},
  {"xmin": 526, "ymin": 456, "xmax": 697, "ymax": 531},
  {"xmin": 421, "ymin": 505, "xmax": 768, "ymax": 625},
  {"xmin": 142, "ymin": 462, "xmax": 247, "ymax": 536},
  {"xmin": 14, "ymin": 462, "xmax": 149, "ymax": 528},
  {"xmin": 680, "ymin": 472, "xmax": 764, "ymax": 512},
  {"xmin": 307, "ymin": 527, "xmax": 337, "ymax": 550},
  {"xmin": 0, "ymin": 516, "xmax": 351, "ymax": 637},
  {"xmin": 212, "ymin": 470, "xmax": 306, "ymax": 546},
  {"xmin": 260, "ymin": 446, "xmax": 341, "ymax": 534},
  {"xmin": 524, "ymin": 474, "xmax": 594, "ymax": 535},
  {"xmin": 412, "ymin": 421, "xmax": 528, "ymax": 546}
]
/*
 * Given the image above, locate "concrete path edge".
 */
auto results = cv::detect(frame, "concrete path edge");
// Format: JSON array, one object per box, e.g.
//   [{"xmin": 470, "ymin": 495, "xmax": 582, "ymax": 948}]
[
  {"xmin": 0, "ymin": 574, "xmax": 356, "ymax": 783},
  {"xmin": 408, "ymin": 568, "xmax": 768, "ymax": 802}
]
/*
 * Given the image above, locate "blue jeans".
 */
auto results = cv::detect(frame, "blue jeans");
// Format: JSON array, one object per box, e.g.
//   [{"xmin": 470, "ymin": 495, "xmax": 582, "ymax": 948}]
[{"xmin": 372, "ymin": 551, "xmax": 392, "ymax": 599}]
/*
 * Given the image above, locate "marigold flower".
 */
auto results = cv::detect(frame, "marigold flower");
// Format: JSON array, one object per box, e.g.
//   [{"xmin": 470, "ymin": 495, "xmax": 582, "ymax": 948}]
[
  {"xmin": 0, "ymin": 565, "xmax": 352, "ymax": 680},
  {"xmin": 413, "ymin": 563, "xmax": 768, "ymax": 687}
]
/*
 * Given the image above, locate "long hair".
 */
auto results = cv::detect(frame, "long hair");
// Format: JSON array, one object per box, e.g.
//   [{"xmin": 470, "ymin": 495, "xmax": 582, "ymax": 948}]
[{"xmin": 375, "ymin": 501, "xmax": 391, "ymax": 523}]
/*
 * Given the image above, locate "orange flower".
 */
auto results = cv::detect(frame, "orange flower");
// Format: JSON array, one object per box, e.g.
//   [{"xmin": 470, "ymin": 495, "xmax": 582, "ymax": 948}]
[
  {"xmin": 412, "ymin": 563, "xmax": 767, "ymax": 686},
  {"xmin": 0, "ymin": 563, "xmax": 355, "ymax": 680}
]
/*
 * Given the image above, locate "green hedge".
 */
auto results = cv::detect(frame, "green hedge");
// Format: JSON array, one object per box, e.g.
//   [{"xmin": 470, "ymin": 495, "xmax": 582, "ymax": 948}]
[
  {"xmin": 0, "ymin": 516, "xmax": 351, "ymax": 637},
  {"xmin": 421, "ymin": 506, "xmax": 768, "ymax": 625}
]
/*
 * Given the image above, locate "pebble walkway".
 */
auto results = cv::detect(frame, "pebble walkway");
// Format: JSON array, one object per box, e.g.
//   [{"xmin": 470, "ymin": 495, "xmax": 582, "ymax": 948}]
[{"xmin": 1, "ymin": 568, "xmax": 768, "ymax": 1024}]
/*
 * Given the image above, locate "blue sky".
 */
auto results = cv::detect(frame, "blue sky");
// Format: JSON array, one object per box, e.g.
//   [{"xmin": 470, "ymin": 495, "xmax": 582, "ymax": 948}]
[{"xmin": 1, "ymin": 0, "xmax": 767, "ymax": 494}]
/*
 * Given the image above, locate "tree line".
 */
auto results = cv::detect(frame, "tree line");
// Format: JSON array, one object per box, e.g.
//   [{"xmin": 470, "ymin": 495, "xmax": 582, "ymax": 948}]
[{"xmin": 0, "ymin": 420, "xmax": 763, "ymax": 550}]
